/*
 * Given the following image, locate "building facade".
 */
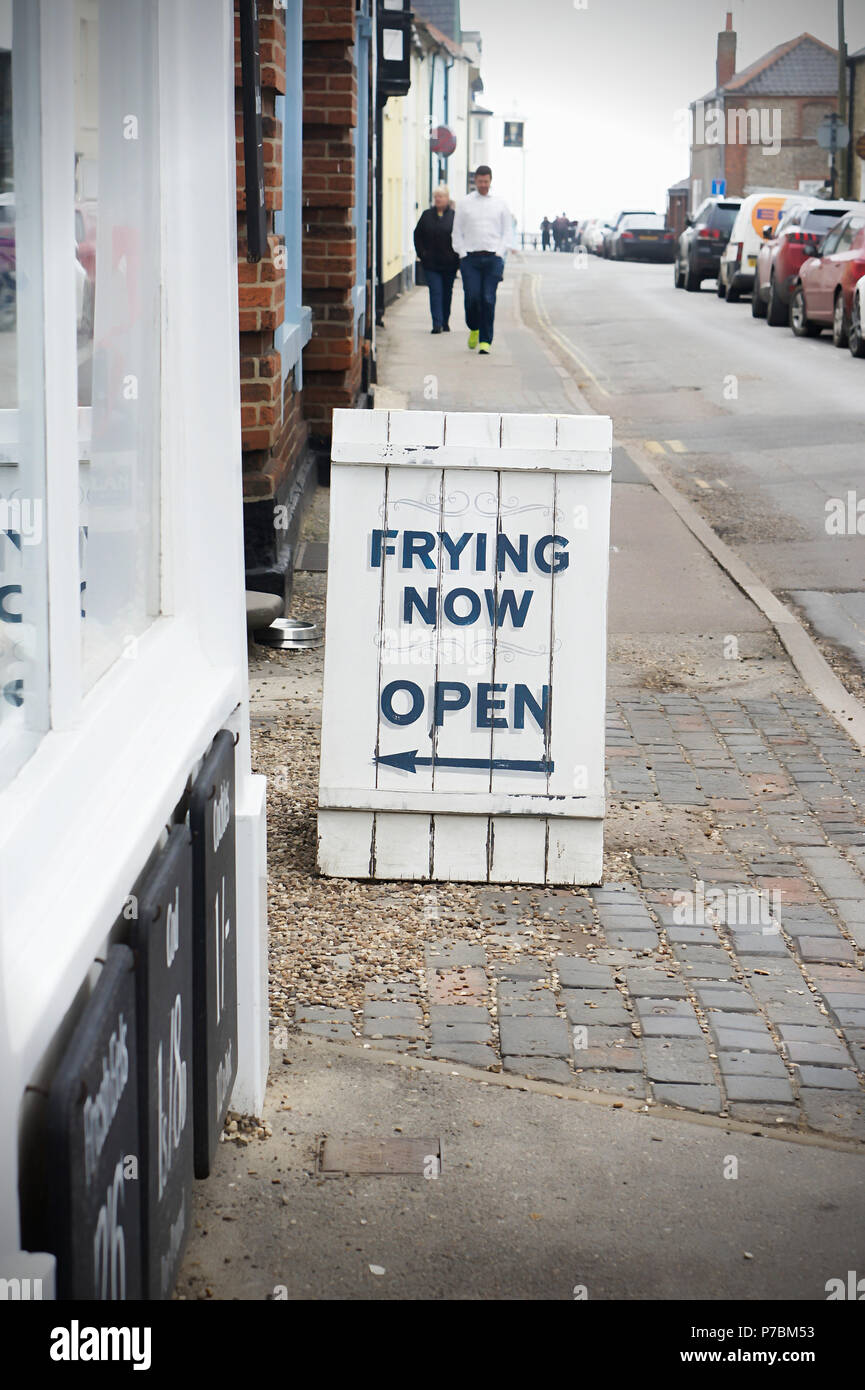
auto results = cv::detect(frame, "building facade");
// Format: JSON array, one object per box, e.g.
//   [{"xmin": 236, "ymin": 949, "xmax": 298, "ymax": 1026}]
[
  {"xmin": 1, "ymin": 0, "xmax": 267, "ymax": 1300},
  {"xmin": 690, "ymin": 17, "xmax": 841, "ymax": 207}
]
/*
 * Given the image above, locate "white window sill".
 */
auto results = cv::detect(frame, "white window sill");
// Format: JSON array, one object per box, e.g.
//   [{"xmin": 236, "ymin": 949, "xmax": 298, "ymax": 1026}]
[{"xmin": 277, "ymin": 306, "xmax": 312, "ymax": 384}]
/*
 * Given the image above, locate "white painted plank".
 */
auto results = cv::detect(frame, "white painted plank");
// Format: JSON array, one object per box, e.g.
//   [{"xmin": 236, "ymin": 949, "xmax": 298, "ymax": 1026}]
[
  {"xmin": 432, "ymin": 467, "xmax": 499, "ymax": 795},
  {"xmin": 489, "ymin": 470, "xmax": 556, "ymax": 798},
  {"xmin": 489, "ymin": 816, "xmax": 547, "ymax": 884},
  {"xmin": 375, "ymin": 464, "xmax": 444, "ymax": 797},
  {"xmin": 331, "ymin": 407, "xmax": 389, "ymax": 449},
  {"xmin": 319, "ymin": 787, "xmax": 604, "ymax": 817},
  {"xmin": 546, "ymin": 818, "xmax": 604, "ymax": 885},
  {"xmin": 317, "ymin": 810, "xmax": 374, "ymax": 878},
  {"xmin": 318, "ymin": 464, "xmax": 386, "ymax": 796},
  {"xmin": 432, "ymin": 814, "xmax": 490, "ymax": 881},
  {"xmin": 331, "ymin": 445, "xmax": 611, "ymax": 473},
  {"xmin": 372, "ymin": 811, "xmax": 431, "ymax": 880},
  {"xmin": 547, "ymin": 471, "xmax": 611, "ymax": 806}
]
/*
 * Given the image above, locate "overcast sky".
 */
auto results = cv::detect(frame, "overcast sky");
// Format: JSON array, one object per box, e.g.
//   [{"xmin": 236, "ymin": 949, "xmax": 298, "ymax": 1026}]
[{"xmin": 459, "ymin": 0, "xmax": 865, "ymax": 229}]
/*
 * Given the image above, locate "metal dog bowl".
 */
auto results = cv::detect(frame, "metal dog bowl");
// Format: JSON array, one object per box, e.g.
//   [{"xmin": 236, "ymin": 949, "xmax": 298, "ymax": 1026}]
[{"xmin": 254, "ymin": 617, "xmax": 322, "ymax": 650}]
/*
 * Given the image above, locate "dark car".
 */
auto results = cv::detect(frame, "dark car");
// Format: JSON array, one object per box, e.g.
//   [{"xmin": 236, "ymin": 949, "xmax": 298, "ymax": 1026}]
[
  {"xmin": 673, "ymin": 197, "xmax": 741, "ymax": 291},
  {"xmin": 610, "ymin": 213, "xmax": 676, "ymax": 262},
  {"xmin": 754, "ymin": 200, "xmax": 857, "ymax": 325},
  {"xmin": 602, "ymin": 209, "xmax": 655, "ymax": 258},
  {"xmin": 790, "ymin": 206, "xmax": 865, "ymax": 346}
]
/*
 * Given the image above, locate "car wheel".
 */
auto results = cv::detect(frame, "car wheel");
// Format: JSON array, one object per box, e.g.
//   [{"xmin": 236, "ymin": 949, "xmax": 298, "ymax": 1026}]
[
  {"xmin": 674, "ymin": 258, "xmax": 685, "ymax": 289},
  {"xmin": 684, "ymin": 261, "xmax": 701, "ymax": 291},
  {"xmin": 849, "ymin": 297, "xmax": 865, "ymax": 358},
  {"xmin": 766, "ymin": 274, "xmax": 786, "ymax": 326},
  {"xmin": 790, "ymin": 286, "xmax": 821, "ymax": 337},
  {"xmin": 716, "ymin": 270, "xmax": 726, "ymax": 298},
  {"xmin": 832, "ymin": 292, "xmax": 849, "ymax": 349},
  {"xmin": 751, "ymin": 280, "xmax": 767, "ymax": 318},
  {"xmin": 725, "ymin": 276, "xmax": 741, "ymax": 303}
]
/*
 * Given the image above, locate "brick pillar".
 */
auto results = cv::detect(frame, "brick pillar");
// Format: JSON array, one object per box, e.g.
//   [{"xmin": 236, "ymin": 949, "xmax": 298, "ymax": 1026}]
[
  {"xmin": 235, "ymin": 0, "xmax": 313, "ymax": 603},
  {"xmin": 302, "ymin": 1, "xmax": 363, "ymax": 455}
]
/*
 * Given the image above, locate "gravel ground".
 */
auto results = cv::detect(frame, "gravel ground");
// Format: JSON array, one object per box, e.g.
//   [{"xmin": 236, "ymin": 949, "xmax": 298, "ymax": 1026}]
[{"xmin": 248, "ymin": 491, "xmax": 620, "ymax": 1040}]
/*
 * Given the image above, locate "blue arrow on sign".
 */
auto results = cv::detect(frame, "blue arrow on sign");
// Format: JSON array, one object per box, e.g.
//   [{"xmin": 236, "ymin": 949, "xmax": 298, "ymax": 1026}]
[{"xmin": 375, "ymin": 750, "xmax": 554, "ymax": 774}]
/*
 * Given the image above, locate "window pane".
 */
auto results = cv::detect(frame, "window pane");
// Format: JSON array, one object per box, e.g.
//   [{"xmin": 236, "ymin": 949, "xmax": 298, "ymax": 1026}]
[
  {"xmin": 0, "ymin": 0, "xmax": 49, "ymax": 789},
  {"xmin": 75, "ymin": 0, "xmax": 160, "ymax": 688}
]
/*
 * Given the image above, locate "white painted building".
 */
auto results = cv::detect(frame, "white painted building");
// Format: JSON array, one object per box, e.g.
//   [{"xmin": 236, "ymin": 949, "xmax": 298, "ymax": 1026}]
[{"xmin": 0, "ymin": 0, "xmax": 267, "ymax": 1296}]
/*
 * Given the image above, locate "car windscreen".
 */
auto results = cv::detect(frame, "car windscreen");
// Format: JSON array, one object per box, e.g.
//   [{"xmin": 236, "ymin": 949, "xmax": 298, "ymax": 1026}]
[
  {"xmin": 621, "ymin": 214, "xmax": 665, "ymax": 229},
  {"xmin": 708, "ymin": 203, "xmax": 739, "ymax": 232},
  {"xmin": 801, "ymin": 209, "xmax": 847, "ymax": 232}
]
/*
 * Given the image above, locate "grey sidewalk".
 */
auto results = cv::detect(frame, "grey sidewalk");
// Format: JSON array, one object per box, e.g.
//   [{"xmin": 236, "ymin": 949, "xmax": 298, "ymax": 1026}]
[
  {"xmin": 280, "ymin": 277, "xmax": 865, "ymax": 1141},
  {"xmin": 180, "ymin": 270, "xmax": 865, "ymax": 1301}
]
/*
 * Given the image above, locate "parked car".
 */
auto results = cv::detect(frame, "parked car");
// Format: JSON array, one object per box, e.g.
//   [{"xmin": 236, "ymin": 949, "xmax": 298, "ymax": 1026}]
[
  {"xmin": 602, "ymin": 210, "xmax": 655, "ymax": 258},
  {"xmin": 609, "ymin": 213, "xmax": 676, "ymax": 262},
  {"xmin": 849, "ymin": 275, "xmax": 865, "ymax": 357},
  {"xmin": 674, "ymin": 196, "xmax": 741, "ymax": 291},
  {"xmin": 717, "ymin": 192, "xmax": 795, "ymax": 302},
  {"xmin": 585, "ymin": 219, "xmax": 611, "ymax": 256},
  {"xmin": 753, "ymin": 199, "xmax": 858, "ymax": 324},
  {"xmin": 789, "ymin": 206, "xmax": 865, "ymax": 345}
]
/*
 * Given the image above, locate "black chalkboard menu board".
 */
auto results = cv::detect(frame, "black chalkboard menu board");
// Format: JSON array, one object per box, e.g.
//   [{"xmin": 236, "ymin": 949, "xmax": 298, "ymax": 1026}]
[
  {"xmin": 190, "ymin": 729, "xmax": 238, "ymax": 1178},
  {"xmin": 44, "ymin": 944, "xmax": 143, "ymax": 1300},
  {"xmin": 129, "ymin": 824, "xmax": 195, "ymax": 1300}
]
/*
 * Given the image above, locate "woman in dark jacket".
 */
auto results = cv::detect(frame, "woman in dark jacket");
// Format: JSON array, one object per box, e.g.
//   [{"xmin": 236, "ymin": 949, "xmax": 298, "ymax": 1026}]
[{"xmin": 413, "ymin": 186, "xmax": 459, "ymax": 333}]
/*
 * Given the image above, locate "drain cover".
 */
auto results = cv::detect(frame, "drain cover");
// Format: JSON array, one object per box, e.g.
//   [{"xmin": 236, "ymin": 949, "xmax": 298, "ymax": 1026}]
[
  {"xmin": 255, "ymin": 617, "xmax": 322, "ymax": 649},
  {"xmin": 318, "ymin": 1136, "xmax": 442, "ymax": 1175}
]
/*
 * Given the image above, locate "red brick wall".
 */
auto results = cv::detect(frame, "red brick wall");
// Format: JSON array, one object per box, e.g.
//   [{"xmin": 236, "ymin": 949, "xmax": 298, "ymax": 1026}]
[
  {"xmin": 302, "ymin": 0, "xmax": 364, "ymax": 443},
  {"xmin": 234, "ymin": 0, "xmax": 309, "ymax": 503}
]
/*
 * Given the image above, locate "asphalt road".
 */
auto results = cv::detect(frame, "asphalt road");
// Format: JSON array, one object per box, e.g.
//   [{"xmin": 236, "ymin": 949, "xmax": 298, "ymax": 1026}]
[{"xmin": 526, "ymin": 250, "xmax": 865, "ymax": 699}]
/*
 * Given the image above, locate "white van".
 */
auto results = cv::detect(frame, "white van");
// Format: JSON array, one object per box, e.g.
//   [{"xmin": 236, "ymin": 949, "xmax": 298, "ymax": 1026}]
[{"xmin": 718, "ymin": 190, "xmax": 799, "ymax": 302}]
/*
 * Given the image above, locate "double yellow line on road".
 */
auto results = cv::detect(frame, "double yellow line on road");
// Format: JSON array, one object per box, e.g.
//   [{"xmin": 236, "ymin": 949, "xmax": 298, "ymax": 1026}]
[{"xmin": 528, "ymin": 273, "xmax": 612, "ymax": 399}]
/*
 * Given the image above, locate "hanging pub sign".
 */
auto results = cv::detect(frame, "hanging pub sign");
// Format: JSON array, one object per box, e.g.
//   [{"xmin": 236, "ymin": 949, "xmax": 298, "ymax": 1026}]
[
  {"xmin": 318, "ymin": 409, "xmax": 612, "ymax": 886},
  {"xmin": 503, "ymin": 121, "xmax": 524, "ymax": 148},
  {"xmin": 190, "ymin": 728, "xmax": 238, "ymax": 1179},
  {"xmin": 129, "ymin": 824, "xmax": 194, "ymax": 1300},
  {"xmin": 43, "ymin": 945, "xmax": 143, "ymax": 1300}
]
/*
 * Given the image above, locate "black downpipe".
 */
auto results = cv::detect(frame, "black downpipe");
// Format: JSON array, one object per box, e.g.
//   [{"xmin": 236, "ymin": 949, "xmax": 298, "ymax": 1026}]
[
  {"xmin": 375, "ymin": 94, "xmax": 385, "ymax": 326},
  {"xmin": 239, "ymin": 0, "xmax": 267, "ymax": 262}
]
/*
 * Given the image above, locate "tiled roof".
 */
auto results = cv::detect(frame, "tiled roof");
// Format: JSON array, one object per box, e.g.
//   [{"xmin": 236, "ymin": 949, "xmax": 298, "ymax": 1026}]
[
  {"xmin": 416, "ymin": 18, "xmax": 469, "ymax": 61},
  {"xmin": 668, "ymin": 177, "xmax": 690, "ymax": 193},
  {"xmin": 726, "ymin": 33, "xmax": 838, "ymax": 95},
  {"xmin": 412, "ymin": 1, "xmax": 460, "ymax": 41},
  {"xmin": 695, "ymin": 32, "xmax": 839, "ymax": 104}
]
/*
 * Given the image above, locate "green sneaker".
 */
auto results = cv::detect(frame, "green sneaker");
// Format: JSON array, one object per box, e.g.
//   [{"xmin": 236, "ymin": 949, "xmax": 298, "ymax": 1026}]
[
  {"xmin": 478, "ymin": 341, "xmax": 491, "ymax": 354},
  {"xmin": 468, "ymin": 329, "xmax": 479, "ymax": 350}
]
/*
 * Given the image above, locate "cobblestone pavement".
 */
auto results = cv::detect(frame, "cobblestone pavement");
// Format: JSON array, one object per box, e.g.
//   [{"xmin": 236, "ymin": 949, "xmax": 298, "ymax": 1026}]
[{"xmin": 290, "ymin": 689, "xmax": 865, "ymax": 1143}]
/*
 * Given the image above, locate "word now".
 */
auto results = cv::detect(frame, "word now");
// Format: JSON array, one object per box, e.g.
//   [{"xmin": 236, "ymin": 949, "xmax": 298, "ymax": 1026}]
[
  {"xmin": 381, "ymin": 679, "xmax": 548, "ymax": 731},
  {"xmin": 404, "ymin": 586, "xmax": 533, "ymax": 628},
  {"xmin": 371, "ymin": 529, "xmax": 570, "ymax": 574}
]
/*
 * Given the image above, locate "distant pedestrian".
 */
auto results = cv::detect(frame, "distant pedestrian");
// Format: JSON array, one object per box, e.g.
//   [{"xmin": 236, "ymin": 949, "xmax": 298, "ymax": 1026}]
[
  {"xmin": 452, "ymin": 165, "xmax": 512, "ymax": 355},
  {"xmin": 541, "ymin": 216, "xmax": 552, "ymax": 251},
  {"xmin": 413, "ymin": 185, "xmax": 459, "ymax": 334},
  {"xmin": 552, "ymin": 212, "xmax": 569, "ymax": 251}
]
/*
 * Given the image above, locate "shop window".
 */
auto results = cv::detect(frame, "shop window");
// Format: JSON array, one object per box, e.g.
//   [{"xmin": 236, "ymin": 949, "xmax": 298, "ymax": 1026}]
[
  {"xmin": 0, "ymin": 0, "xmax": 49, "ymax": 790},
  {"xmin": 75, "ymin": 0, "xmax": 160, "ymax": 688}
]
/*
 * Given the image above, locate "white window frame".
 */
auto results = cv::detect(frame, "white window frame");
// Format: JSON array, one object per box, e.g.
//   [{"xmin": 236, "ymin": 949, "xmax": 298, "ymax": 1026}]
[{"xmin": 0, "ymin": 0, "xmax": 252, "ymax": 1111}]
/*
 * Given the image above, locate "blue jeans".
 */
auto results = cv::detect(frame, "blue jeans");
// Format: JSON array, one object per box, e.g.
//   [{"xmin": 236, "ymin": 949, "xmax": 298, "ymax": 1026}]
[
  {"xmin": 425, "ymin": 267, "xmax": 456, "ymax": 329},
  {"xmin": 460, "ymin": 252, "xmax": 504, "ymax": 343}
]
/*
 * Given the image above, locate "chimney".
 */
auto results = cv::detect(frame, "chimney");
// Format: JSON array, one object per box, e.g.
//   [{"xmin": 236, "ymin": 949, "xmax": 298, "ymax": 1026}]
[{"xmin": 716, "ymin": 12, "xmax": 737, "ymax": 89}]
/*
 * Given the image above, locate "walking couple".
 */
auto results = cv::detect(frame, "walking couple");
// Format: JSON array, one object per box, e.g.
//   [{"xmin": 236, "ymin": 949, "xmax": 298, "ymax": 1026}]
[{"xmin": 413, "ymin": 165, "xmax": 512, "ymax": 355}]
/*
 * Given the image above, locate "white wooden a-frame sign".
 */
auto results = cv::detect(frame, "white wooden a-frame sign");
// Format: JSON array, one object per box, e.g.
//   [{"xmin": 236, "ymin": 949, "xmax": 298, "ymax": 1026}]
[{"xmin": 318, "ymin": 409, "xmax": 612, "ymax": 884}]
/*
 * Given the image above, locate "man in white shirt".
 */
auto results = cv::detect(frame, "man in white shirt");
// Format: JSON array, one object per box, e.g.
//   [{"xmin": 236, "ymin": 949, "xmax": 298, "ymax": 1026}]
[{"xmin": 451, "ymin": 165, "xmax": 513, "ymax": 355}]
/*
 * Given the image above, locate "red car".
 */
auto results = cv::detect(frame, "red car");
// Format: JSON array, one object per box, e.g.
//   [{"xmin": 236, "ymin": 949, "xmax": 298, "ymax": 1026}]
[
  {"xmin": 790, "ymin": 206, "xmax": 865, "ymax": 346},
  {"xmin": 753, "ymin": 200, "xmax": 855, "ymax": 326}
]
